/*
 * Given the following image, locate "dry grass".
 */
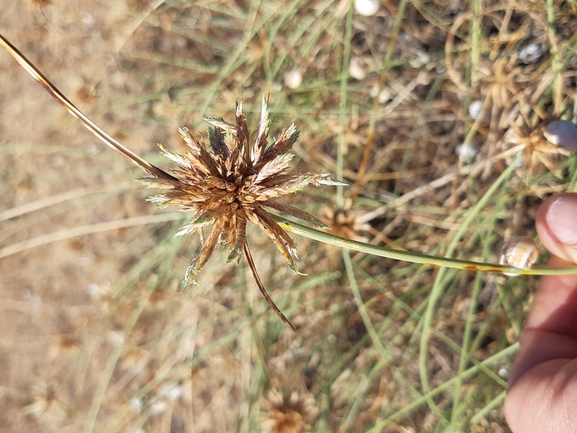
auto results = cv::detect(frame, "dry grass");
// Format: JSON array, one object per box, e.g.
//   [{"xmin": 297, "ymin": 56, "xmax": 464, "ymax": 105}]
[{"xmin": 1, "ymin": 0, "xmax": 577, "ymax": 432}]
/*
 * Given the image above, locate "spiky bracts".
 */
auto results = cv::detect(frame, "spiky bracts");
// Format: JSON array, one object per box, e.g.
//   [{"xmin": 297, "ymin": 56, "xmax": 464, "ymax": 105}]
[{"xmin": 146, "ymin": 98, "xmax": 336, "ymax": 307}]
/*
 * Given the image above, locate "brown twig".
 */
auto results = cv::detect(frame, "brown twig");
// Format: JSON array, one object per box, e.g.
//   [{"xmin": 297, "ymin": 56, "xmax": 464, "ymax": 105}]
[
  {"xmin": 243, "ymin": 242, "xmax": 296, "ymax": 332},
  {"xmin": 0, "ymin": 33, "xmax": 177, "ymax": 181}
]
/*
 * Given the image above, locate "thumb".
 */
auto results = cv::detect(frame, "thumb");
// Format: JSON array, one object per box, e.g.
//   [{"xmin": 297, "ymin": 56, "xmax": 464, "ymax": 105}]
[
  {"xmin": 536, "ymin": 194, "xmax": 577, "ymax": 265},
  {"xmin": 505, "ymin": 193, "xmax": 577, "ymax": 433}
]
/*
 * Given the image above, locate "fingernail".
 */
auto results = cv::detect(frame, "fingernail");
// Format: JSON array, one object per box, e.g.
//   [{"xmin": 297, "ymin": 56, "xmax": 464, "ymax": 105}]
[{"xmin": 546, "ymin": 196, "xmax": 577, "ymax": 245}]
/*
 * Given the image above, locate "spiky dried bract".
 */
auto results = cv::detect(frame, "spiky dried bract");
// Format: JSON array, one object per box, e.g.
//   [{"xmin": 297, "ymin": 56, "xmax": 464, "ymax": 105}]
[{"xmin": 146, "ymin": 98, "xmax": 332, "ymax": 286}]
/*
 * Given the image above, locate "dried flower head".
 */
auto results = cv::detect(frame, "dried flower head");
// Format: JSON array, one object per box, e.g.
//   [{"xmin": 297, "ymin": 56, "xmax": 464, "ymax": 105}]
[
  {"xmin": 262, "ymin": 390, "xmax": 318, "ymax": 433},
  {"xmin": 145, "ymin": 98, "xmax": 340, "ymax": 329},
  {"xmin": 24, "ymin": 382, "xmax": 66, "ymax": 422},
  {"xmin": 480, "ymin": 56, "xmax": 522, "ymax": 110},
  {"xmin": 49, "ymin": 333, "xmax": 81, "ymax": 359},
  {"xmin": 502, "ymin": 110, "xmax": 571, "ymax": 177},
  {"xmin": 322, "ymin": 207, "xmax": 371, "ymax": 243}
]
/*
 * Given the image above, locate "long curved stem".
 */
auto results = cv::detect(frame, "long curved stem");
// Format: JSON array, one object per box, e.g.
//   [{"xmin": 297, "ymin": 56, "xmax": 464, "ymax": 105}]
[
  {"xmin": 0, "ymin": 33, "xmax": 176, "ymax": 181},
  {"xmin": 243, "ymin": 243, "xmax": 296, "ymax": 332},
  {"xmin": 273, "ymin": 215, "xmax": 577, "ymax": 276}
]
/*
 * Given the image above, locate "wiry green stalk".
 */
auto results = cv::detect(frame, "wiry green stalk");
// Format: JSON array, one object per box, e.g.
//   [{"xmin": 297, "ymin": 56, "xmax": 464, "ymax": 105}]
[{"xmin": 275, "ymin": 215, "xmax": 577, "ymax": 276}]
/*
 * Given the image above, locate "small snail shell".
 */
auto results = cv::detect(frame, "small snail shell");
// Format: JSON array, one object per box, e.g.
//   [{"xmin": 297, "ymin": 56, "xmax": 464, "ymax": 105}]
[
  {"xmin": 500, "ymin": 236, "xmax": 539, "ymax": 275},
  {"xmin": 468, "ymin": 99, "xmax": 484, "ymax": 120},
  {"xmin": 543, "ymin": 120, "xmax": 577, "ymax": 152},
  {"xmin": 455, "ymin": 142, "xmax": 477, "ymax": 162},
  {"xmin": 519, "ymin": 43, "xmax": 542, "ymax": 64},
  {"xmin": 284, "ymin": 69, "xmax": 303, "ymax": 90},
  {"xmin": 349, "ymin": 56, "xmax": 367, "ymax": 80},
  {"xmin": 354, "ymin": 0, "xmax": 380, "ymax": 16}
]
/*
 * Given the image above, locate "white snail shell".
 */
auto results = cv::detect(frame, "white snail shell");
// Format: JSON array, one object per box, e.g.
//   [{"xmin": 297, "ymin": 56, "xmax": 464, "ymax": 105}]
[
  {"xmin": 519, "ymin": 43, "xmax": 542, "ymax": 63},
  {"xmin": 349, "ymin": 56, "xmax": 367, "ymax": 80},
  {"xmin": 354, "ymin": 0, "xmax": 380, "ymax": 16},
  {"xmin": 284, "ymin": 69, "xmax": 303, "ymax": 90},
  {"xmin": 543, "ymin": 120, "xmax": 577, "ymax": 152},
  {"xmin": 468, "ymin": 99, "xmax": 484, "ymax": 120},
  {"xmin": 500, "ymin": 236, "xmax": 539, "ymax": 274},
  {"xmin": 455, "ymin": 142, "xmax": 478, "ymax": 162}
]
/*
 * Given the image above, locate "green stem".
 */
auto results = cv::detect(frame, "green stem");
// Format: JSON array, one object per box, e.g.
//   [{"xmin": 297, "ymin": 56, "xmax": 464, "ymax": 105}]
[{"xmin": 274, "ymin": 215, "xmax": 577, "ymax": 276}]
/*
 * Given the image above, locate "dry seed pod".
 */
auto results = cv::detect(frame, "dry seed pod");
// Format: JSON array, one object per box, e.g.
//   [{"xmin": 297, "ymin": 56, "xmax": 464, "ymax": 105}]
[
  {"xmin": 500, "ymin": 236, "xmax": 539, "ymax": 275},
  {"xmin": 543, "ymin": 120, "xmax": 577, "ymax": 152}
]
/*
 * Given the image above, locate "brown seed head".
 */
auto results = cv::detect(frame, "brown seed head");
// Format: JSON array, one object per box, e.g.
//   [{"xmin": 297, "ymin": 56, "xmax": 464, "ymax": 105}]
[
  {"xmin": 145, "ymin": 97, "xmax": 336, "ymax": 286},
  {"xmin": 262, "ymin": 390, "xmax": 317, "ymax": 433}
]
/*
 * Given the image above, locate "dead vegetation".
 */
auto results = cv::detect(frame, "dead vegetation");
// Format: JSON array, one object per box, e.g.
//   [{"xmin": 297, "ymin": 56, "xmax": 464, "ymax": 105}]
[{"xmin": 0, "ymin": 0, "xmax": 576, "ymax": 432}]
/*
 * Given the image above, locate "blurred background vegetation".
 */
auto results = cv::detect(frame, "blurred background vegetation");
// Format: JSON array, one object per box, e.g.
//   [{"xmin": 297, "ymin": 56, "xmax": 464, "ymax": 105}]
[{"xmin": 1, "ymin": 0, "xmax": 577, "ymax": 432}]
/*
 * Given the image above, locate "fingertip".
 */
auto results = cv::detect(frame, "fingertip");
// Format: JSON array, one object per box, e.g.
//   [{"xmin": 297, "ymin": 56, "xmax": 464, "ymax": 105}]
[{"xmin": 536, "ymin": 193, "xmax": 577, "ymax": 264}]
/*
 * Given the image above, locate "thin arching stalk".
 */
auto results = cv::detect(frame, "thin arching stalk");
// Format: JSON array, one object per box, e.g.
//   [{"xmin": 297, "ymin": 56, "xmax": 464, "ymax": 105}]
[
  {"xmin": 0, "ymin": 33, "xmax": 176, "ymax": 182},
  {"xmin": 243, "ymin": 243, "xmax": 296, "ymax": 332},
  {"xmin": 273, "ymin": 216, "xmax": 577, "ymax": 277}
]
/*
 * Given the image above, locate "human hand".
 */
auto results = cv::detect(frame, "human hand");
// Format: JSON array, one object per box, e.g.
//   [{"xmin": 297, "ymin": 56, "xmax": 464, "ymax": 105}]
[{"xmin": 505, "ymin": 193, "xmax": 577, "ymax": 432}]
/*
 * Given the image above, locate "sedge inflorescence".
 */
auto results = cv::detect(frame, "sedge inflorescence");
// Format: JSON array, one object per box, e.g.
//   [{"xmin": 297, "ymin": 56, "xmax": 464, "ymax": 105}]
[{"xmin": 144, "ymin": 98, "xmax": 338, "ymax": 326}]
